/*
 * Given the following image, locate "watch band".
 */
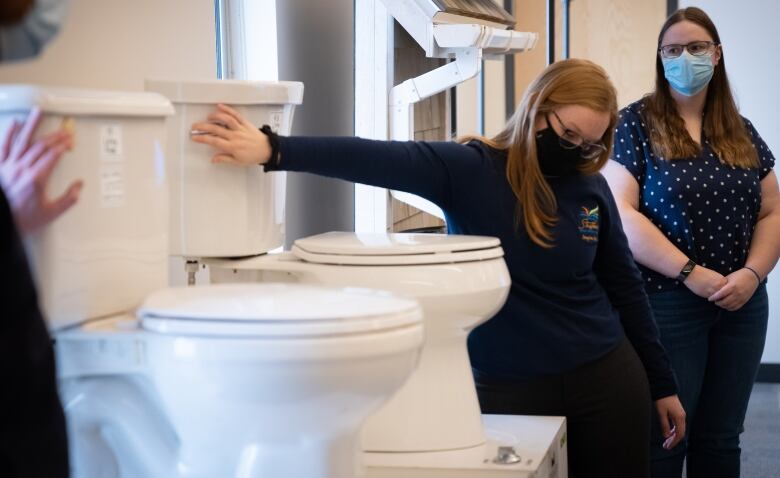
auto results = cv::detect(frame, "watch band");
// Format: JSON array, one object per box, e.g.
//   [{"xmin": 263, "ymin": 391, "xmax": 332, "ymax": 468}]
[
  {"xmin": 259, "ymin": 124, "xmax": 280, "ymax": 172},
  {"xmin": 676, "ymin": 259, "xmax": 696, "ymax": 282}
]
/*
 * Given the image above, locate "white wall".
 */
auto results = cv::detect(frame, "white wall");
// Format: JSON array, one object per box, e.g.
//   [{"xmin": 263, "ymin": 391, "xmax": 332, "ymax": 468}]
[
  {"xmin": 0, "ymin": 0, "xmax": 217, "ymax": 90},
  {"xmin": 681, "ymin": 1, "xmax": 780, "ymax": 364}
]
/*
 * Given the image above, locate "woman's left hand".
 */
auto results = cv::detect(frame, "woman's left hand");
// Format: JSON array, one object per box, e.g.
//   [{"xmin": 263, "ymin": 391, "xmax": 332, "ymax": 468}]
[
  {"xmin": 707, "ymin": 268, "xmax": 759, "ymax": 311},
  {"xmin": 655, "ymin": 395, "xmax": 686, "ymax": 450}
]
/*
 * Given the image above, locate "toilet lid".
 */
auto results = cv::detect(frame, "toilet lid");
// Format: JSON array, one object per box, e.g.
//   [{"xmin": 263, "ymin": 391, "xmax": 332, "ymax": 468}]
[
  {"xmin": 292, "ymin": 232, "xmax": 503, "ymax": 266},
  {"xmin": 138, "ymin": 283, "xmax": 422, "ymax": 337}
]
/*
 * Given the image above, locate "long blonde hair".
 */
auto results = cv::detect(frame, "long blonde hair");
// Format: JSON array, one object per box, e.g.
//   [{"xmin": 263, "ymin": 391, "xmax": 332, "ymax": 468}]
[
  {"xmin": 474, "ymin": 59, "xmax": 617, "ymax": 247},
  {"xmin": 644, "ymin": 7, "xmax": 757, "ymax": 167}
]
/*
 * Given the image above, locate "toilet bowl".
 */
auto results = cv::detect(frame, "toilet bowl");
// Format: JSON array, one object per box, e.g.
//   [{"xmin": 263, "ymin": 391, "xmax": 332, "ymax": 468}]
[
  {"xmin": 57, "ymin": 283, "xmax": 424, "ymax": 478},
  {"xmin": 206, "ymin": 231, "xmax": 512, "ymax": 453}
]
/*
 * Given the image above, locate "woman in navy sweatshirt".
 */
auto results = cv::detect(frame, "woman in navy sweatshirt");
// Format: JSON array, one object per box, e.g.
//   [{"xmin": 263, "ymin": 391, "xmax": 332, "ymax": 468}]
[{"xmin": 191, "ymin": 59, "xmax": 685, "ymax": 477}]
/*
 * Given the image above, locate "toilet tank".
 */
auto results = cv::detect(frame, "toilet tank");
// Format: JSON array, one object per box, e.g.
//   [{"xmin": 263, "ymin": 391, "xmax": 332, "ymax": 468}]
[
  {"xmin": 144, "ymin": 79, "xmax": 303, "ymax": 259},
  {"xmin": 0, "ymin": 85, "xmax": 174, "ymax": 330}
]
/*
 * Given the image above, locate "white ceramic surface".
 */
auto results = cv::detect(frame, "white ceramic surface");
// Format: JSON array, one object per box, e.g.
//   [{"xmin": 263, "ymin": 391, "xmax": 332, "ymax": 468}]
[
  {"xmin": 57, "ymin": 283, "xmax": 424, "ymax": 478},
  {"xmin": 206, "ymin": 232, "xmax": 512, "ymax": 452}
]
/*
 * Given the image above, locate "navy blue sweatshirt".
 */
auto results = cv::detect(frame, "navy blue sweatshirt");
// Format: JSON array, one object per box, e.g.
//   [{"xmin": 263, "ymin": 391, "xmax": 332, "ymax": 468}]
[{"xmin": 273, "ymin": 136, "xmax": 677, "ymax": 400}]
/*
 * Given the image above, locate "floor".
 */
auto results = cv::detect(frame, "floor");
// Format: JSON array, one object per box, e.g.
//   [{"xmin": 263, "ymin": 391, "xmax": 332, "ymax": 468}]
[
  {"xmin": 679, "ymin": 383, "xmax": 779, "ymax": 477},
  {"xmin": 741, "ymin": 383, "xmax": 780, "ymax": 478}
]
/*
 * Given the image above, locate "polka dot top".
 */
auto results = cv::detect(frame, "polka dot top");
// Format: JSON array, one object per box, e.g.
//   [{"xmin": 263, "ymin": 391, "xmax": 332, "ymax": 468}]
[{"xmin": 611, "ymin": 101, "xmax": 775, "ymax": 294}]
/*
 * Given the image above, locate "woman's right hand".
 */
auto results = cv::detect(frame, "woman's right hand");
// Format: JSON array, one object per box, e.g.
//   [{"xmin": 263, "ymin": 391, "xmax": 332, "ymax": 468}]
[
  {"xmin": 683, "ymin": 265, "xmax": 727, "ymax": 298},
  {"xmin": 190, "ymin": 104, "xmax": 272, "ymax": 166},
  {"xmin": 1, "ymin": 107, "xmax": 82, "ymax": 234}
]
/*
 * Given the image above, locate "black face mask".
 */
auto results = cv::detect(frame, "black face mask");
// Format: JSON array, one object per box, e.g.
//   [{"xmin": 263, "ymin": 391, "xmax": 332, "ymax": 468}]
[{"xmin": 535, "ymin": 127, "xmax": 588, "ymax": 177}]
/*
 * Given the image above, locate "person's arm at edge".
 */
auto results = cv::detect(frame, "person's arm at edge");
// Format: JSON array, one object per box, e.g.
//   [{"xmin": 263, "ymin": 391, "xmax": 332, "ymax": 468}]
[{"xmin": 593, "ymin": 176, "xmax": 686, "ymax": 448}]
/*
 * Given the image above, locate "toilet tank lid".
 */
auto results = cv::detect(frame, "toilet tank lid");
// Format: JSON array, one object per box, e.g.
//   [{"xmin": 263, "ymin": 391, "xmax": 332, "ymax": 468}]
[
  {"xmin": 137, "ymin": 283, "xmax": 422, "ymax": 337},
  {"xmin": 0, "ymin": 85, "xmax": 174, "ymax": 116},
  {"xmin": 144, "ymin": 79, "xmax": 304, "ymax": 105}
]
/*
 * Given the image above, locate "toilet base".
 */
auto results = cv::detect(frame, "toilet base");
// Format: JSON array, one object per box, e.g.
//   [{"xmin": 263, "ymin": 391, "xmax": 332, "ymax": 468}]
[{"xmin": 364, "ymin": 414, "xmax": 567, "ymax": 478}]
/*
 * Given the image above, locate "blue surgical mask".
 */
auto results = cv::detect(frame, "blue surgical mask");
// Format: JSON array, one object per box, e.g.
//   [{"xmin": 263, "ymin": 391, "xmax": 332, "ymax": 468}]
[{"xmin": 662, "ymin": 50, "xmax": 714, "ymax": 97}]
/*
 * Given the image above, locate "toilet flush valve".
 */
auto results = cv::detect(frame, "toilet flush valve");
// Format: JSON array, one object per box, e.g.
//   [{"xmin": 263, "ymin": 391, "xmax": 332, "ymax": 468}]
[
  {"xmin": 493, "ymin": 446, "xmax": 522, "ymax": 465},
  {"xmin": 185, "ymin": 260, "xmax": 199, "ymax": 286}
]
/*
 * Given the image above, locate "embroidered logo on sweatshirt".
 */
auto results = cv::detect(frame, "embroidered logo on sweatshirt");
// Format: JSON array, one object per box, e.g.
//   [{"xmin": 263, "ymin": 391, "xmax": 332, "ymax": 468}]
[{"xmin": 578, "ymin": 206, "xmax": 599, "ymax": 243}]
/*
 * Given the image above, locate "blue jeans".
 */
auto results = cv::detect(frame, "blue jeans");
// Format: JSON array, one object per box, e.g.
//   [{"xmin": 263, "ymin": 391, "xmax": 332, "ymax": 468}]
[{"xmin": 648, "ymin": 283, "xmax": 768, "ymax": 478}]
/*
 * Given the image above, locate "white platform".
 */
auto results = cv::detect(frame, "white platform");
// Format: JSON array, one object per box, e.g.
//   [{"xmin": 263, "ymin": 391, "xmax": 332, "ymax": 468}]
[{"xmin": 365, "ymin": 414, "xmax": 567, "ymax": 477}]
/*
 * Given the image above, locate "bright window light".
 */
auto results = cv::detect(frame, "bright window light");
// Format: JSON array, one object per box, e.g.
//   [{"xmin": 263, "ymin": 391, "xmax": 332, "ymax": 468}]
[{"xmin": 244, "ymin": 0, "xmax": 278, "ymax": 81}]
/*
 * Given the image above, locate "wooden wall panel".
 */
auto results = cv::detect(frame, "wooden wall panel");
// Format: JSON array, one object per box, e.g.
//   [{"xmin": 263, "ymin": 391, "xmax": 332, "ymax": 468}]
[{"xmin": 513, "ymin": 0, "xmax": 666, "ymax": 110}]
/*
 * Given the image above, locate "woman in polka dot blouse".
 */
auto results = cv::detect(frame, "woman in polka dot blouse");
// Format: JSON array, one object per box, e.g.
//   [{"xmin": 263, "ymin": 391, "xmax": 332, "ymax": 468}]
[{"xmin": 604, "ymin": 7, "xmax": 780, "ymax": 478}]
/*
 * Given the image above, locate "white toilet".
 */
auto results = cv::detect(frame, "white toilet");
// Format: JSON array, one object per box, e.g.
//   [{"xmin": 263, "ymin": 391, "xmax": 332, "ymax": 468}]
[
  {"xmin": 206, "ymin": 231, "xmax": 512, "ymax": 453},
  {"xmin": 0, "ymin": 83, "xmax": 426, "ymax": 478},
  {"xmin": 149, "ymin": 78, "xmax": 513, "ymax": 457},
  {"xmin": 58, "ymin": 283, "xmax": 424, "ymax": 478}
]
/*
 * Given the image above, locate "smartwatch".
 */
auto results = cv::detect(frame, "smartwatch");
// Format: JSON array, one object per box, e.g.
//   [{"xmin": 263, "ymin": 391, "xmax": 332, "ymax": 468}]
[{"xmin": 676, "ymin": 259, "xmax": 696, "ymax": 282}]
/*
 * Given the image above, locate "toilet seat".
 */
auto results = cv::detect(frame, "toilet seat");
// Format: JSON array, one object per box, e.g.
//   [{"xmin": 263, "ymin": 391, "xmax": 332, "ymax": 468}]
[
  {"xmin": 292, "ymin": 232, "xmax": 503, "ymax": 266},
  {"xmin": 138, "ymin": 283, "xmax": 422, "ymax": 338}
]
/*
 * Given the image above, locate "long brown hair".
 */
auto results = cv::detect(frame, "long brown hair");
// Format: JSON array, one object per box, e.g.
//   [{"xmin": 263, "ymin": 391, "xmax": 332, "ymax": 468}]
[
  {"xmin": 0, "ymin": 0, "xmax": 34, "ymax": 25},
  {"xmin": 475, "ymin": 59, "xmax": 617, "ymax": 247},
  {"xmin": 643, "ymin": 7, "xmax": 757, "ymax": 168}
]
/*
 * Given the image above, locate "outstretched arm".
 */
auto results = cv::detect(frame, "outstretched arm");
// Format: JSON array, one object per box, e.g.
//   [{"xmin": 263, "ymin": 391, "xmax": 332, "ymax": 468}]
[{"xmin": 191, "ymin": 104, "xmax": 487, "ymax": 212}]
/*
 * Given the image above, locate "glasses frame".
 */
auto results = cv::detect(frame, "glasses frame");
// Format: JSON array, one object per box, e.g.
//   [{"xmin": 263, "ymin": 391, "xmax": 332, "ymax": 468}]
[
  {"xmin": 658, "ymin": 40, "xmax": 719, "ymax": 59},
  {"xmin": 549, "ymin": 110, "xmax": 608, "ymax": 160}
]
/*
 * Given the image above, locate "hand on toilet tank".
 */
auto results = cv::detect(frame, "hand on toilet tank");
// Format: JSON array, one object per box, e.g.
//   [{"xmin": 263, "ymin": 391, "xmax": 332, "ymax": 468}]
[
  {"xmin": 0, "ymin": 106, "xmax": 83, "ymax": 234},
  {"xmin": 190, "ymin": 104, "xmax": 273, "ymax": 166}
]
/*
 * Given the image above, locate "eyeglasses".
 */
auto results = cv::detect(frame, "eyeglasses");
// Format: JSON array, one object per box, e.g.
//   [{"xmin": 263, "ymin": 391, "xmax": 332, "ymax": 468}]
[
  {"xmin": 549, "ymin": 110, "xmax": 608, "ymax": 160},
  {"xmin": 658, "ymin": 40, "xmax": 718, "ymax": 59}
]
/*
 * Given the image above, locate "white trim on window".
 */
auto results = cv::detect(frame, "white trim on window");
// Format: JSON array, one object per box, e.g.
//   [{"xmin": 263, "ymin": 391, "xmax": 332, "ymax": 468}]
[{"xmin": 354, "ymin": 0, "xmax": 393, "ymax": 232}]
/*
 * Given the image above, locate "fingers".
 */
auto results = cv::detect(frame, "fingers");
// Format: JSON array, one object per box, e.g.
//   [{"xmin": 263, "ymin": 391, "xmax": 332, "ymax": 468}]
[
  {"xmin": 45, "ymin": 180, "xmax": 83, "ymax": 223},
  {"xmin": 714, "ymin": 298, "xmax": 735, "ymax": 311},
  {"xmin": 190, "ymin": 121, "xmax": 231, "ymax": 140},
  {"xmin": 658, "ymin": 410, "xmax": 671, "ymax": 439},
  {"xmin": 207, "ymin": 112, "xmax": 242, "ymax": 131},
  {"xmin": 715, "ymin": 298, "xmax": 742, "ymax": 312},
  {"xmin": 28, "ymin": 141, "xmax": 70, "ymax": 193},
  {"xmin": 2, "ymin": 119, "xmax": 20, "ymax": 160},
  {"xmin": 669, "ymin": 409, "xmax": 686, "ymax": 449},
  {"xmin": 708, "ymin": 283, "xmax": 733, "ymax": 302},
  {"xmin": 657, "ymin": 399, "xmax": 687, "ymax": 450},
  {"xmin": 217, "ymin": 103, "xmax": 253, "ymax": 128},
  {"xmin": 190, "ymin": 132, "xmax": 232, "ymax": 152},
  {"xmin": 23, "ymin": 131, "xmax": 71, "ymax": 168},
  {"xmin": 17, "ymin": 140, "xmax": 49, "ymax": 168},
  {"xmin": 10, "ymin": 107, "xmax": 42, "ymax": 159}
]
